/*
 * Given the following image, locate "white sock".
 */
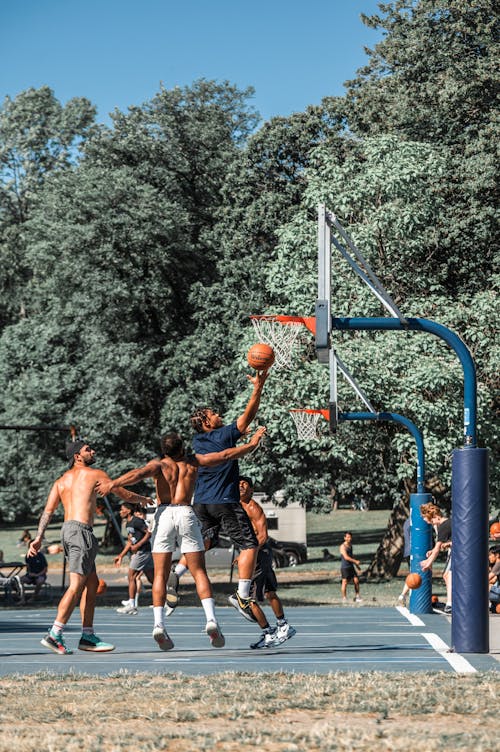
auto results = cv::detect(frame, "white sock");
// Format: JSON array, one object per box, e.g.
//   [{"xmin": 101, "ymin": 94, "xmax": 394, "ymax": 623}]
[
  {"xmin": 175, "ymin": 563, "xmax": 188, "ymax": 578},
  {"xmin": 238, "ymin": 580, "xmax": 251, "ymax": 599},
  {"xmin": 153, "ymin": 606, "xmax": 164, "ymax": 628},
  {"xmin": 201, "ymin": 597, "xmax": 216, "ymax": 623}
]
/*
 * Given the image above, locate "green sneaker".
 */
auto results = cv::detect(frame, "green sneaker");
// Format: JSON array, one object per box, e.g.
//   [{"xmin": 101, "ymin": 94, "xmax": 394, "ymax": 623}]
[
  {"xmin": 41, "ymin": 631, "xmax": 73, "ymax": 655},
  {"xmin": 78, "ymin": 633, "xmax": 115, "ymax": 652}
]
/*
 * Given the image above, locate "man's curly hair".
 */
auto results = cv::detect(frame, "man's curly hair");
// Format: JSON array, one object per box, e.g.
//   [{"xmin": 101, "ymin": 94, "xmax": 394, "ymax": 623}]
[{"xmin": 190, "ymin": 407, "xmax": 215, "ymax": 433}]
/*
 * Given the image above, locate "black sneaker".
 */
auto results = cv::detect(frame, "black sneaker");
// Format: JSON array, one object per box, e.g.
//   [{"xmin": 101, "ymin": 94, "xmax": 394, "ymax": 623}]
[
  {"xmin": 228, "ymin": 592, "xmax": 257, "ymax": 622},
  {"xmin": 166, "ymin": 571, "xmax": 179, "ymax": 608}
]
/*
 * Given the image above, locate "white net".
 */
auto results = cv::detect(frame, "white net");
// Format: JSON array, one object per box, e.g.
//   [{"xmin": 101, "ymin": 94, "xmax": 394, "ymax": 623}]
[
  {"xmin": 290, "ymin": 410, "xmax": 322, "ymax": 440},
  {"xmin": 250, "ymin": 316, "xmax": 303, "ymax": 369}
]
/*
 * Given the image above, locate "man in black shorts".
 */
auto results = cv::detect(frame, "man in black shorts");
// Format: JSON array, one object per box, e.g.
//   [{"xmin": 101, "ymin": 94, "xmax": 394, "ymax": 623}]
[
  {"xmin": 191, "ymin": 368, "xmax": 269, "ymax": 621},
  {"xmin": 238, "ymin": 476, "xmax": 296, "ymax": 648}
]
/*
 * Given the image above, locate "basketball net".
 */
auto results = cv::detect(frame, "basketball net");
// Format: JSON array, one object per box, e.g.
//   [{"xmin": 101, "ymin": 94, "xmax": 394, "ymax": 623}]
[
  {"xmin": 250, "ymin": 315, "xmax": 303, "ymax": 369},
  {"xmin": 290, "ymin": 409, "xmax": 327, "ymax": 441}
]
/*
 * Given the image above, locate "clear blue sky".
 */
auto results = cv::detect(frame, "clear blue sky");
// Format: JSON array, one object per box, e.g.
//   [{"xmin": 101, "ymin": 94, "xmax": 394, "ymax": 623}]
[{"xmin": 0, "ymin": 0, "xmax": 383, "ymax": 125}]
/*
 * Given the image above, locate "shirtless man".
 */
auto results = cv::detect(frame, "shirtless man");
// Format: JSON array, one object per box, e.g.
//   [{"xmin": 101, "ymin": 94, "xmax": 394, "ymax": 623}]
[
  {"xmin": 30, "ymin": 439, "xmax": 150, "ymax": 655},
  {"xmin": 238, "ymin": 476, "xmax": 296, "ymax": 648},
  {"xmin": 97, "ymin": 426, "xmax": 266, "ymax": 651}
]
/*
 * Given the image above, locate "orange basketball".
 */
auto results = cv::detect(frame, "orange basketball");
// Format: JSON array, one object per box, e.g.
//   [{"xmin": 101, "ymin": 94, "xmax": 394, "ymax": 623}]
[
  {"xmin": 431, "ymin": 594, "xmax": 439, "ymax": 604},
  {"xmin": 490, "ymin": 522, "xmax": 500, "ymax": 537},
  {"xmin": 496, "ymin": 604, "xmax": 500, "ymax": 614},
  {"xmin": 247, "ymin": 343, "xmax": 275, "ymax": 370},
  {"xmin": 96, "ymin": 579, "xmax": 107, "ymax": 595},
  {"xmin": 405, "ymin": 573, "xmax": 422, "ymax": 590}
]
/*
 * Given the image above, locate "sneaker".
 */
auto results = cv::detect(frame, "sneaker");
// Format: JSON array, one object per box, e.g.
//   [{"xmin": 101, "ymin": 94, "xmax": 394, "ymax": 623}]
[
  {"xmin": 166, "ymin": 572, "xmax": 179, "ymax": 608},
  {"xmin": 228, "ymin": 592, "xmax": 257, "ymax": 623},
  {"xmin": 121, "ymin": 599, "xmax": 129, "ymax": 607},
  {"xmin": 276, "ymin": 622, "xmax": 297, "ymax": 643},
  {"xmin": 116, "ymin": 603, "xmax": 138, "ymax": 615},
  {"xmin": 354, "ymin": 596, "xmax": 363, "ymax": 603},
  {"xmin": 164, "ymin": 604, "xmax": 174, "ymax": 618},
  {"xmin": 250, "ymin": 628, "xmax": 279, "ymax": 649},
  {"xmin": 41, "ymin": 632, "xmax": 73, "ymax": 655},
  {"xmin": 443, "ymin": 605, "xmax": 452, "ymax": 615},
  {"xmin": 78, "ymin": 633, "xmax": 115, "ymax": 652},
  {"xmin": 152, "ymin": 626, "xmax": 174, "ymax": 651},
  {"xmin": 398, "ymin": 594, "xmax": 407, "ymax": 607},
  {"xmin": 206, "ymin": 620, "xmax": 225, "ymax": 648}
]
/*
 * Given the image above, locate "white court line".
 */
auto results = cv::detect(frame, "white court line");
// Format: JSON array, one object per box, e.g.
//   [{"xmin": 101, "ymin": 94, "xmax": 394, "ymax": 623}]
[
  {"xmin": 422, "ymin": 633, "xmax": 476, "ymax": 673},
  {"xmin": 397, "ymin": 606, "xmax": 425, "ymax": 626}
]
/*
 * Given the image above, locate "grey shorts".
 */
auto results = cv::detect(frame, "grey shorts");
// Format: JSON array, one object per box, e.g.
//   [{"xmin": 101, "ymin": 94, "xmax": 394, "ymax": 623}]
[
  {"xmin": 61, "ymin": 521, "xmax": 99, "ymax": 576},
  {"xmin": 129, "ymin": 550, "xmax": 154, "ymax": 572}
]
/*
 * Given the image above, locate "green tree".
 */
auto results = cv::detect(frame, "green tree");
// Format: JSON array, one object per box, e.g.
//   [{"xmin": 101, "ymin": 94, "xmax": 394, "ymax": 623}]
[
  {"xmin": 0, "ymin": 81, "xmax": 258, "ymax": 520},
  {"xmin": 0, "ymin": 86, "xmax": 96, "ymax": 330}
]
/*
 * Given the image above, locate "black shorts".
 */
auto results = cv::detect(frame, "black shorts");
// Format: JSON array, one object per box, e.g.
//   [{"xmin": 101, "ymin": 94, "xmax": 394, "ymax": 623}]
[
  {"xmin": 251, "ymin": 544, "xmax": 278, "ymax": 601},
  {"xmin": 192, "ymin": 502, "xmax": 258, "ymax": 550},
  {"xmin": 341, "ymin": 564, "xmax": 357, "ymax": 580}
]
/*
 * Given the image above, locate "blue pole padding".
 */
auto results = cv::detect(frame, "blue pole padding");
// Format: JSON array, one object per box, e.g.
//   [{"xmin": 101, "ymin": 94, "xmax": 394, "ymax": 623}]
[
  {"xmin": 409, "ymin": 493, "xmax": 433, "ymax": 614},
  {"xmin": 451, "ymin": 447, "xmax": 490, "ymax": 653}
]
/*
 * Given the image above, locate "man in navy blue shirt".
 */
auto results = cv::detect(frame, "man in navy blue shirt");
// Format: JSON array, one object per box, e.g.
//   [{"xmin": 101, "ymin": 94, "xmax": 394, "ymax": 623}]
[{"xmin": 191, "ymin": 369, "xmax": 269, "ymax": 621}]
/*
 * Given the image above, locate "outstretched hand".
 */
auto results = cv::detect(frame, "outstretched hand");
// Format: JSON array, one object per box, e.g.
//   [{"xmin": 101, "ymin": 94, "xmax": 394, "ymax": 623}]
[
  {"xmin": 96, "ymin": 479, "xmax": 114, "ymax": 497},
  {"xmin": 247, "ymin": 369, "xmax": 269, "ymax": 388},
  {"xmin": 248, "ymin": 425, "xmax": 267, "ymax": 448}
]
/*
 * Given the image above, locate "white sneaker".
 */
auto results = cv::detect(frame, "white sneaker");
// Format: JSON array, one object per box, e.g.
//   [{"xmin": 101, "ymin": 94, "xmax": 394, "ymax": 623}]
[
  {"xmin": 250, "ymin": 628, "xmax": 279, "ymax": 649},
  {"xmin": 116, "ymin": 603, "xmax": 138, "ymax": 615},
  {"xmin": 164, "ymin": 605, "xmax": 174, "ymax": 618},
  {"xmin": 152, "ymin": 626, "xmax": 174, "ymax": 651},
  {"xmin": 206, "ymin": 620, "xmax": 225, "ymax": 648},
  {"xmin": 354, "ymin": 597, "xmax": 363, "ymax": 603},
  {"xmin": 276, "ymin": 622, "xmax": 297, "ymax": 643}
]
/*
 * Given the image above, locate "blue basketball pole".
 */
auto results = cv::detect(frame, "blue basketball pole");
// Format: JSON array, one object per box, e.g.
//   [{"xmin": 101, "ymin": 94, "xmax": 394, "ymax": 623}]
[
  {"xmin": 340, "ymin": 411, "xmax": 433, "ymax": 613},
  {"xmin": 332, "ymin": 316, "xmax": 489, "ymax": 651}
]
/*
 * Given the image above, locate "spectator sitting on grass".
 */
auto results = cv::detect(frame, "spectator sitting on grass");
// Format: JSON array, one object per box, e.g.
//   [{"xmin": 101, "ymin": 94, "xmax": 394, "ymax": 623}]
[
  {"xmin": 488, "ymin": 546, "xmax": 500, "ymax": 612},
  {"xmin": 21, "ymin": 538, "xmax": 48, "ymax": 598}
]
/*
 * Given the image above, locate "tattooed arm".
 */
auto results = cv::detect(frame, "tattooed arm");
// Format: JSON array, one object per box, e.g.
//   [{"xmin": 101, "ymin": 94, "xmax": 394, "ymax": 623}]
[{"xmin": 29, "ymin": 482, "xmax": 61, "ymax": 556}]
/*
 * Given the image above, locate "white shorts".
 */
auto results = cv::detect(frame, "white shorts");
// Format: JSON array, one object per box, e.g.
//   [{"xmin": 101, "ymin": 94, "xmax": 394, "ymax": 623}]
[{"xmin": 151, "ymin": 505, "xmax": 204, "ymax": 554}]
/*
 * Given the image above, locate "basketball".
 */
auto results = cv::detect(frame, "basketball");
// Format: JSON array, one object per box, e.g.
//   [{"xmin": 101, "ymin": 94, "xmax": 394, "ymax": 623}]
[
  {"xmin": 431, "ymin": 594, "xmax": 439, "ymax": 604},
  {"xmin": 247, "ymin": 343, "xmax": 275, "ymax": 370},
  {"xmin": 496, "ymin": 604, "xmax": 500, "ymax": 614},
  {"xmin": 405, "ymin": 573, "xmax": 422, "ymax": 589},
  {"xmin": 96, "ymin": 579, "xmax": 107, "ymax": 595},
  {"xmin": 490, "ymin": 521, "xmax": 500, "ymax": 537}
]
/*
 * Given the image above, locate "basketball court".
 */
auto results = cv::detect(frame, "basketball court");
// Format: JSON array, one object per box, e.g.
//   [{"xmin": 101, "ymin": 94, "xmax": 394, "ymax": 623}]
[{"xmin": 1, "ymin": 605, "xmax": 498, "ymax": 677}]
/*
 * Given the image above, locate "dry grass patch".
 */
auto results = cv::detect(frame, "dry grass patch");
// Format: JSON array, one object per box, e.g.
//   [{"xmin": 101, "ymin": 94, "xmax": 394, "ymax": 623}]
[{"xmin": 0, "ymin": 670, "xmax": 498, "ymax": 751}]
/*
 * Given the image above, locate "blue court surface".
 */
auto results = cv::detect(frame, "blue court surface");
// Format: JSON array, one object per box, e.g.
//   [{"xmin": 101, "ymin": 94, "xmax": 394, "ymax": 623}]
[{"xmin": 1, "ymin": 605, "xmax": 498, "ymax": 676}]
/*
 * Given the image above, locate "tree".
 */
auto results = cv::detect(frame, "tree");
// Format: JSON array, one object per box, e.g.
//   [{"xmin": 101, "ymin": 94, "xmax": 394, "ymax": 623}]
[
  {"xmin": 0, "ymin": 81, "xmax": 258, "ymax": 520},
  {"xmin": 0, "ymin": 86, "xmax": 96, "ymax": 330}
]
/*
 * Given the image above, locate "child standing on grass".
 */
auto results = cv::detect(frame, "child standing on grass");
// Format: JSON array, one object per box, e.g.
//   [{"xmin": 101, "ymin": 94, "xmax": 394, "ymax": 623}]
[{"xmin": 339, "ymin": 531, "xmax": 362, "ymax": 603}]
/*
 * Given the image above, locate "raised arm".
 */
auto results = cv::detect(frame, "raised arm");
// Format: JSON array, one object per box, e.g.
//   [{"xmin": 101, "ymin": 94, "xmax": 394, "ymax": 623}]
[
  {"xmin": 196, "ymin": 427, "xmax": 267, "ymax": 467},
  {"xmin": 236, "ymin": 371, "xmax": 269, "ymax": 434},
  {"xmin": 29, "ymin": 482, "xmax": 61, "ymax": 556},
  {"xmin": 96, "ymin": 459, "xmax": 164, "ymax": 497}
]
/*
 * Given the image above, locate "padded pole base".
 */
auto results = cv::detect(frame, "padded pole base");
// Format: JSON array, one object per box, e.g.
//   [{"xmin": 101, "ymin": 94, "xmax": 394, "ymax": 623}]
[
  {"xmin": 451, "ymin": 447, "xmax": 489, "ymax": 653},
  {"xmin": 409, "ymin": 493, "xmax": 433, "ymax": 614}
]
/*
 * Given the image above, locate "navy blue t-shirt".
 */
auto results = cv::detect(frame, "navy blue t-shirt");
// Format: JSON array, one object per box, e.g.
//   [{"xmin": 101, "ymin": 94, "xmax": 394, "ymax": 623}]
[
  {"xmin": 192, "ymin": 421, "xmax": 242, "ymax": 504},
  {"xmin": 126, "ymin": 516, "xmax": 151, "ymax": 552}
]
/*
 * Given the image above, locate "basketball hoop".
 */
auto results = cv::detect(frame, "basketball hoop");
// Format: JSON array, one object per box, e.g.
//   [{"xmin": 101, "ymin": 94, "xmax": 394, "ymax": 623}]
[
  {"xmin": 250, "ymin": 315, "xmax": 314, "ymax": 369},
  {"xmin": 290, "ymin": 409, "xmax": 329, "ymax": 441}
]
